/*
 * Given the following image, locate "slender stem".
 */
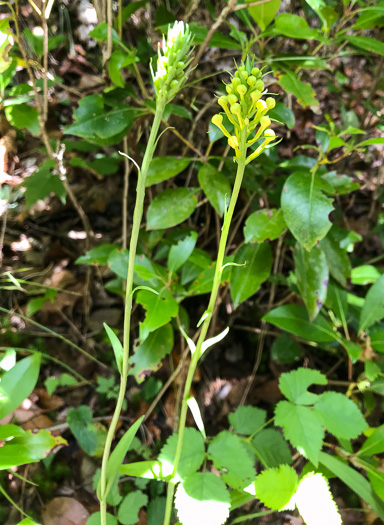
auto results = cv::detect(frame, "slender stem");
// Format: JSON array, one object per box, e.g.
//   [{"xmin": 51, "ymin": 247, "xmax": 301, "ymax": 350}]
[
  {"xmin": 163, "ymin": 129, "xmax": 248, "ymax": 525},
  {"xmin": 99, "ymin": 100, "xmax": 166, "ymax": 525}
]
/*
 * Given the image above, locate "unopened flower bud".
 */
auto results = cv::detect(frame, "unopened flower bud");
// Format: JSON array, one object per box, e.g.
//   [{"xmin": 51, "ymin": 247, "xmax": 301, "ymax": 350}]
[
  {"xmin": 228, "ymin": 136, "xmax": 239, "ymax": 149},
  {"xmin": 170, "ymin": 79, "xmax": 179, "ymax": 89},
  {"xmin": 241, "ymin": 71, "xmax": 249, "ymax": 80},
  {"xmin": 255, "ymin": 80, "xmax": 264, "ymax": 91},
  {"xmin": 251, "ymin": 90, "xmax": 262, "ymax": 103},
  {"xmin": 230, "ymin": 103, "xmax": 241, "ymax": 116},
  {"xmin": 247, "ymin": 75, "xmax": 256, "ymax": 86},
  {"xmin": 266, "ymin": 97, "xmax": 276, "ymax": 110},
  {"xmin": 226, "ymin": 85, "xmax": 233, "ymax": 94},
  {"xmin": 237, "ymin": 84, "xmax": 247, "ymax": 97},
  {"xmin": 260, "ymin": 116, "xmax": 271, "ymax": 129},
  {"xmin": 251, "ymin": 67, "xmax": 260, "ymax": 76},
  {"xmin": 227, "ymin": 94, "xmax": 238, "ymax": 105},
  {"xmin": 212, "ymin": 114, "xmax": 223, "ymax": 127},
  {"xmin": 232, "ymin": 77, "xmax": 241, "ymax": 88}
]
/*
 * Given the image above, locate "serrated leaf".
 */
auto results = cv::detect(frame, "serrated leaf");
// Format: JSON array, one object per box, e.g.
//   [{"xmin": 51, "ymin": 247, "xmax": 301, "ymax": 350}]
[
  {"xmin": 24, "ymin": 161, "xmax": 66, "ymax": 207},
  {"xmin": 279, "ymin": 368, "xmax": 327, "ymax": 405},
  {"xmin": 228, "ymin": 406, "xmax": 266, "ymax": 436},
  {"xmin": 281, "ymin": 172, "xmax": 334, "ymax": 250},
  {"xmin": 294, "ymin": 242, "xmax": 329, "ymax": 320},
  {"xmin": 175, "ymin": 473, "xmax": 230, "ymax": 525},
  {"xmin": 295, "ymin": 472, "xmax": 342, "ymax": 525},
  {"xmin": 159, "ymin": 428, "xmax": 205, "ymax": 482},
  {"xmin": 136, "ymin": 289, "xmax": 178, "ymax": 342},
  {"xmin": 130, "ymin": 324, "xmax": 174, "ymax": 383},
  {"xmin": 208, "ymin": 431, "xmax": 256, "ymax": 489},
  {"xmin": 146, "ymin": 157, "xmax": 192, "ymax": 187},
  {"xmin": 314, "ymin": 392, "xmax": 367, "ymax": 439},
  {"xmin": 230, "ymin": 242, "xmax": 272, "ymax": 308},
  {"xmin": 263, "ymin": 305, "xmax": 337, "ymax": 343},
  {"xmin": 359, "ymin": 275, "xmax": 384, "ymax": 334},
  {"xmin": 117, "ymin": 491, "xmax": 148, "ymax": 525},
  {"xmin": 255, "ymin": 464, "xmax": 298, "ymax": 510},
  {"xmin": 198, "ymin": 163, "xmax": 232, "ymax": 217},
  {"xmin": 5, "ymin": 103, "xmax": 39, "ymax": 134},
  {"xmin": 147, "ymin": 188, "xmax": 197, "ymax": 230},
  {"xmin": 244, "ymin": 208, "xmax": 287, "ymax": 243},
  {"xmin": 0, "ymin": 354, "xmax": 41, "ymax": 419},
  {"xmin": 275, "ymin": 401, "xmax": 324, "ymax": 466},
  {"xmin": 252, "ymin": 428, "xmax": 292, "ymax": 468}
]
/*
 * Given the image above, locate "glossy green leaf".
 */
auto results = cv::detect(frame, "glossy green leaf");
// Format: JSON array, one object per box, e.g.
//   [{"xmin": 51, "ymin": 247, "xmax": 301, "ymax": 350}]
[
  {"xmin": 5, "ymin": 103, "xmax": 39, "ymax": 134},
  {"xmin": 273, "ymin": 14, "xmax": 320, "ymax": 39},
  {"xmin": 321, "ymin": 172, "xmax": 359, "ymax": 196},
  {"xmin": 65, "ymin": 94, "xmax": 135, "ymax": 145},
  {"xmin": 146, "ymin": 157, "xmax": 192, "ymax": 187},
  {"xmin": 358, "ymin": 425, "xmax": 384, "ymax": 456},
  {"xmin": 351, "ymin": 265, "xmax": 382, "ymax": 285},
  {"xmin": 244, "ymin": 208, "xmax": 286, "ymax": 243},
  {"xmin": 168, "ymin": 231, "xmax": 198, "ymax": 273},
  {"xmin": 275, "ymin": 401, "xmax": 324, "ymax": 466},
  {"xmin": 230, "ymin": 242, "xmax": 272, "ymax": 308},
  {"xmin": 255, "ymin": 464, "xmax": 298, "ymax": 510},
  {"xmin": 118, "ymin": 491, "xmax": 148, "ymax": 525},
  {"xmin": 159, "ymin": 427, "xmax": 205, "ymax": 482},
  {"xmin": 263, "ymin": 305, "xmax": 337, "ymax": 343},
  {"xmin": 147, "ymin": 188, "xmax": 197, "ymax": 230},
  {"xmin": 247, "ymin": 0, "xmax": 281, "ymax": 31},
  {"xmin": 198, "ymin": 164, "xmax": 232, "ymax": 217},
  {"xmin": 318, "ymin": 452, "xmax": 384, "ymax": 520},
  {"xmin": 175, "ymin": 473, "xmax": 231, "ymax": 525},
  {"xmin": 320, "ymin": 232, "xmax": 351, "ymax": 287},
  {"xmin": 76, "ymin": 244, "xmax": 118, "ymax": 266},
  {"xmin": 359, "ymin": 275, "xmax": 384, "ymax": 334},
  {"xmin": 147, "ymin": 497, "xmax": 167, "ymax": 525},
  {"xmin": 294, "ymin": 243, "xmax": 329, "ymax": 320},
  {"xmin": 0, "ymin": 353, "xmax": 41, "ymax": 419},
  {"xmin": 252, "ymin": 428, "xmax": 292, "ymax": 468},
  {"xmin": 370, "ymin": 331, "xmax": 384, "ymax": 355},
  {"xmin": 344, "ymin": 35, "xmax": 384, "ymax": 56},
  {"xmin": 276, "ymin": 70, "xmax": 318, "ymax": 107},
  {"xmin": 279, "ymin": 367, "xmax": 327, "ymax": 405},
  {"xmin": 136, "ymin": 289, "xmax": 178, "ymax": 341},
  {"xmin": 268, "ymin": 101, "xmax": 295, "ymax": 129},
  {"xmin": 358, "ymin": 138, "xmax": 384, "ymax": 147},
  {"xmin": 104, "ymin": 323, "xmax": 123, "ymax": 374},
  {"xmin": 228, "ymin": 406, "xmax": 266, "ymax": 436},
  {"xmin": 130, "ymin": 324, "xmax": 174, "ymax": 383},
  {"xmin": 314, "ymin": 392, "xmax": 368, "ymax": 439},
  {"xmin": 108, "ymin": 49, "xmax": 136, "ymax": 87},
  {"xmin": 281, "ymin": 171, "xmax": 334, "ymax": 250},
  {"xmin": 208, "ymin": 431, "xmax": 256, "ymax": 489},
  {"xmin": 325, "ymin": 280, "xmax": 348, "ymax": 323}
]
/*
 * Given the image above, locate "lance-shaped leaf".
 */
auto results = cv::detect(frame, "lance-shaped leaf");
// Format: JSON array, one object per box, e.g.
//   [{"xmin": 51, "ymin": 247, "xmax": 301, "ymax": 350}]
[
  {"xmin": 281, "ymin": 171, "xmax": 334, "ymax": 250},
  {"xmin": 359, "ymin": 275, "xmax": 384, "ymax": 334}
]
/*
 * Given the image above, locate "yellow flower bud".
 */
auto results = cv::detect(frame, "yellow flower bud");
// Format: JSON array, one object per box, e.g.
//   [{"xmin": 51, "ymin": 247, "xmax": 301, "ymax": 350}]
[
  {"xmin": 227, "ymin": 94, "xmax": 238, "ymax": 105},
  {"xmin": 228, "ymin": 135, "xmax": 239, "ymax": 149},
  {"xmin": 266, "ymin": 97, "xmax": 276, "ymax": 110},
  {"xmin": 237, "ymin": 84, "xmax": 247, "ymax": 98},
  {"xmin": 232, "ymin": 77, "xmax": 241, "ymax": 89},
  {"xmin": 230, "ymin": 103, "xmax": 241, "ymax": 115},
  {"xmin": 260, "ymin": 116, "xmax": 271, "ymax": 129},
  {"xmin": 251, "ymin": 90, "xmax": 262, "ymax": 104},
  {"xmin": 241, "ymin": 71, "xmax": 249, "ymax": 80},
  {"xmin": 251, "ymin": 67, "xmax": 260, "ymax": 76},
  {"xmin": 255, "ymin": 80, "xmax": 264, "ymax": 91},
  {"xmin": 226, "ymin": 84, "xmax": 233, "ymax": 94},
  {"xmin": 212, "ymin": 114, "xmax": 223, "ymax": 127},
  {"xmin": 247, "ymin": 75, "xmax": 256, "ymax": 86},
  {"xmin": 218, "ymin": 96, "xmax": 228, "ymax": 109}
]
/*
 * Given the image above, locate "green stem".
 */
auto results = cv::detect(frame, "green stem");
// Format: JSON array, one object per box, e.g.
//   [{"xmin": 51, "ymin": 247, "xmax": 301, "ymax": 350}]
[
  {"xmin": 163, "ymin": 128, "xmax": 248, "ymax": 525},
  {"xmin": 99, "ymin": 99, "xmax": 166, "ymax": 525}
]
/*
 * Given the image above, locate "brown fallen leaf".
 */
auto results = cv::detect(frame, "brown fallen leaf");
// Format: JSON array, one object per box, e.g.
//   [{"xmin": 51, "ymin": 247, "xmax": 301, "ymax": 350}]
[{"xmin": 42, "ymin": 497, "xmax": 89, "ymax": 525}]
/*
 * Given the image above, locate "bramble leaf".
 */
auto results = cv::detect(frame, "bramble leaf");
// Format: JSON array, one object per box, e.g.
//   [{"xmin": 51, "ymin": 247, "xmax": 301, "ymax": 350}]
[
  {"xmin": 254, "ymin": 464, "xmax": 298, "ymax": 510},
  {"xmin": 279, "ymin": 368, "xmax": 327, "ymax": 405},
  {"xmin": 314, "ymin": 392, "xmax": 368, "ymax": 439}
]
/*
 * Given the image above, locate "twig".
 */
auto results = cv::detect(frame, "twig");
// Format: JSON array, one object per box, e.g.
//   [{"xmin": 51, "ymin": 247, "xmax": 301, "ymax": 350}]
[{"xmin": 234, "ymin": 0, "xmax": 274, "ymax": 11}]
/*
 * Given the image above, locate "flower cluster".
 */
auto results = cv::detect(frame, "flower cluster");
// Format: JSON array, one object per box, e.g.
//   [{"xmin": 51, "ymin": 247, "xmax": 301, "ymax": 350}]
[
  {"xmin": 151, "ymin": 21, "xmax": 193, "ymax": 103},
  {"xmin": 212, "ymin": 59, "xmax": 277, "ymax": 163}
]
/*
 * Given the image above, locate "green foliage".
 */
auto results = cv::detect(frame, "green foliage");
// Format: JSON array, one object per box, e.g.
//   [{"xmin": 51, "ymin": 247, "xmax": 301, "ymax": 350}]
[
  {"xmin": 198, "ymin": 164, "xmax": 232, "ymax": 217},
  {"xmin": 228, "ymin": 406, "xmax": 266, "ymax": 435},
  {"xmin": 254, "ymin": 464, "xmax": 298, "ymax": 510},
  {"xmin": 159, "ymin": 428, "xmax": 205, "ymax": 482},
  {"xmin": 244, "ymin": 208, "xmax": 286, "ymax": 243},
  {"xmin": 117, "ymin": 491, "xmax": 148, "ymax": 525}
]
